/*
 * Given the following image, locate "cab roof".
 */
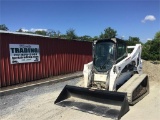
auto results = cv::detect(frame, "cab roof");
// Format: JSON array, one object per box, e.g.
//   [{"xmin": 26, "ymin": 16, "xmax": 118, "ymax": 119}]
[{"xmin": 94, "ymin": 38, "xmax": 126, "ymax": 44}]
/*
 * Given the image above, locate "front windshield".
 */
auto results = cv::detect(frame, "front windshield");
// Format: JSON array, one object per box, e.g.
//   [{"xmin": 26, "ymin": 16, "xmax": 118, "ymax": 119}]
[{"xmin": 93, "ymin": 41, "xmax": 115, "ymax": 72}]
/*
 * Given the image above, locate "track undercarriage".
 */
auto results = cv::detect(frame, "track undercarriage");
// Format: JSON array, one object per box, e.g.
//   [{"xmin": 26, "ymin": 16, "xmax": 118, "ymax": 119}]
[{"xmin": 118, "ymin": 74, "xmax": 149, "ymax": 105}]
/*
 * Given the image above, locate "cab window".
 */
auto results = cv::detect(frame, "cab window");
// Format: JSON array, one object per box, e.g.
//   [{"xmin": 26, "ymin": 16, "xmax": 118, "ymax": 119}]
[{"xmin": 117, "ymin": 43, "xmax": 126, "ymax": 61}]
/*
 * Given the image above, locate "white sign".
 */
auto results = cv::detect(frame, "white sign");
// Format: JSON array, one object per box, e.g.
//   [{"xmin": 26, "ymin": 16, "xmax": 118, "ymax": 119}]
[{"xmin": 9, "ymin": 44, "xmax": 40, "ymax": 64}]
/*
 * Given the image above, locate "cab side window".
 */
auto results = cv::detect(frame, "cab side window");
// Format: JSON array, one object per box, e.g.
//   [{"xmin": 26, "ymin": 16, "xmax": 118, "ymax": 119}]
[{"xmin": 117, "ymin": 43, "xmax": 126, "ymax": 60}]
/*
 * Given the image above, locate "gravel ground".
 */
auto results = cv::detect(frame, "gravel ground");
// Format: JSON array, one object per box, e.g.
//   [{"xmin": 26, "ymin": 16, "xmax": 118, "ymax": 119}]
[
  {"xmin": 0, "ymin": 61, "xmax": 160, "ymax": 120},
  {"xmin": 0, "ymin": 78, "xmax": 81, "ymax": 120}
]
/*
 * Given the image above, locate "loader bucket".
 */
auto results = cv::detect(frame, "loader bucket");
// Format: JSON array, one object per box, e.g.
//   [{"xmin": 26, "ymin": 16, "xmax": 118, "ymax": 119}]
[{"xmin": 55, "ymin": 85, "xmax": 129, "ymax": 120}]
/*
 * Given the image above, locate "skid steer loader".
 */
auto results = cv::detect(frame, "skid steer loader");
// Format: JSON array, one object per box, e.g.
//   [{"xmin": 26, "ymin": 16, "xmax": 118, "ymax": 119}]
[{"xmin": 55, "ymin": 38, "xmax": 149, "ymax": 120}]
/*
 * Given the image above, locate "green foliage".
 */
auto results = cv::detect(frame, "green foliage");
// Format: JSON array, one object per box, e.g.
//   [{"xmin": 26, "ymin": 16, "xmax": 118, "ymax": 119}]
[
  {"xmin": 47, "ymin": 30, "xmax": 60, "ymax": 38},
  {"xmin": 100, "ymin": 27, "xmax": 117, "ymax": 39},
  {"xmin": 60, "ymin": 34, "xmax": 67, "ymax": 39},
  {"xmin": 0, "ymin": 24, "xmax": 9, "ymax": 31},
  {"xmin": 142, "ymin": 38, "xmax": 160, "ymax": 60},
  {"xmin": 154, "ymin": 31, "xmax": 160, "ymax": 39},
  {"xmin": 66, "ymin": 28, "xmax": 77, "ymax": 40},
  {"xmin": 126, "ymin": 36, "xmax": 141, "ymax": 46},
  {"xmin": 126, "ymin": 34, "xmax": 160, "ymax": 60},
  {"xmin": 35, "ymin": 30, "xmax": 47, "ymax": 36},
  {"xmin": 79, "ymin": 35, "xmax": 93, "ymax": 41},
  {"xmin": 141, "ymin": 31, "xmax": 160, "ymax": 60},
  {"xmin": 93, "ymin": 36, "xmax": 99, "ymax": 40}
]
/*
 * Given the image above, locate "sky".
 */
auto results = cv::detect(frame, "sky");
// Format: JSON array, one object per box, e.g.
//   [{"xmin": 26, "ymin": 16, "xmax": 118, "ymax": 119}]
[{"xmin": 0, "ymin": 0, "xmax": 160, "ymax": 42}]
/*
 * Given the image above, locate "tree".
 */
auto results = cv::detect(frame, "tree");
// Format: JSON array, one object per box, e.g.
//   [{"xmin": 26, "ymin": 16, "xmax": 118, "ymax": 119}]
[
  {"xmin": 47, "ymin": 30, "xmax": 60, "ymax": 38},
  {"xmin": 141, "ymin": 31, "xmax": 160, "ymax": 60},
  {"xmin": 126, "ymin": 36, "xmax": 141, "ymax": 46},
  {"xmin": 35, "ymin": 30, "xmax": 47, "ymax": 36},
  {"xmin": 100, "ymin": 27, "xmax": 117, "ymax": 39},
  {"xmin": 79, "ymin": 35, "xmax": 93, "ymax": 41},
  {"xmin": 93, "ymin": 36, "xmax": 99, "ymax": 40},
  {"xmin": 154, "ymin": 31, "xmax": 160, "ymax": 39},
  {"xmin": 0, "ymin": 24, "xmax": 9, "ymax": 31},
  {"xmin": 141, "ymin": 40, "xmax": 152, "ymax": 60},
  {"xmin": 66, "ymin": 28, "xmax": 77, "ymax": 40},
  {"xmin": 60, "ymin": 34, "xmax": 67, "ymax": 39},
  {"xmin": 151, "ymin": 31, "xmax": 160, "ymax": 61},
  {"xmin": 99, "ymin": 32, "xmax": 104, "ymax": 39}
]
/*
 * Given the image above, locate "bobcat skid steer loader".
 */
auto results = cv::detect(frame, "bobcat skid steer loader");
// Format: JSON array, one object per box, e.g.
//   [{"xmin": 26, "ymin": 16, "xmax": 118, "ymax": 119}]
[{"xmin": 55, "ymin": 38, "xmax": 149, "ymax": 120}]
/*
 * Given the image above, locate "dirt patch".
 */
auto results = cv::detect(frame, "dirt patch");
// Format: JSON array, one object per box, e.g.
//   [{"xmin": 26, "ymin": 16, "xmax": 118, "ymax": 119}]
[{"xmin": 143, "ymin": 60, "xmax": 160, "ymax": 83}]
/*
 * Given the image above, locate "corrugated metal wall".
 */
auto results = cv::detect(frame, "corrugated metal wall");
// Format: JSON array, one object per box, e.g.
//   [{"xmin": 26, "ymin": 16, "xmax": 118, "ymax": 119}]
[{"xmin": 0, "ymin": 33, "xmax": 92, "ymax": 87}]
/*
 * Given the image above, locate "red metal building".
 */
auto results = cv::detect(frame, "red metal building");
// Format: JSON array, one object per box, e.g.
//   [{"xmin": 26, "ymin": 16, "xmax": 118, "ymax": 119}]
[{"xmin": 0, "ymin": 31, "xmax": 92, "ymax": 87}]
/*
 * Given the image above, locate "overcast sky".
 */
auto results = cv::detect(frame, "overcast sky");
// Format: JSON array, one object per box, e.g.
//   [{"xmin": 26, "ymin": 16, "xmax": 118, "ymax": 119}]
[{"xmin": 0, "ymin": 0, "xmax": 160, "ymax": 42}]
